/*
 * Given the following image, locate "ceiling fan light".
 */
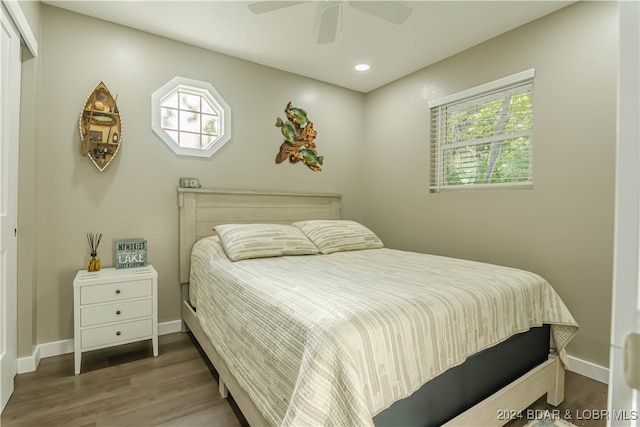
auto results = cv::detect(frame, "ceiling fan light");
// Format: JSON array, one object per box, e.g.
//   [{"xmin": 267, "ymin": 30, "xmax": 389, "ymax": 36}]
[{"xmin": 355, "ymin": 63, "xmax": 370, "ymax": 71}]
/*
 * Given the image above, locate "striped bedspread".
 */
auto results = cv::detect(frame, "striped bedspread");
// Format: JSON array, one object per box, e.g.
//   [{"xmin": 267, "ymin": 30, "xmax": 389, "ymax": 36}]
[{"xmin": 189, "ymin": 236, "xmax": 578, "ymax": 427}]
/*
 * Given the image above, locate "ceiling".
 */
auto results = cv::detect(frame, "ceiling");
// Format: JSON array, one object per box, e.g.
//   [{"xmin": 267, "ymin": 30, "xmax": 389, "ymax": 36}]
[{"xmin": 44, "ymin": 0, "xmax": 576, "ymax": 93}]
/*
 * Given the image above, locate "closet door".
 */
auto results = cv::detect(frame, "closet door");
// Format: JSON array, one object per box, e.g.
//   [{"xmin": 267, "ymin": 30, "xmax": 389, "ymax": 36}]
[{"xmin": 0, "ymin": 2, "xmax": 21, "ymax": 412}]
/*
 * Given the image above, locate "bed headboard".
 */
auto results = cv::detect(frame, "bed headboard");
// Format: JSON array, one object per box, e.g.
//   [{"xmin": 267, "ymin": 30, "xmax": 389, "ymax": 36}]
[{"xmin": 178, "ymin": 188, "xmax": 342, "ymax": 285}]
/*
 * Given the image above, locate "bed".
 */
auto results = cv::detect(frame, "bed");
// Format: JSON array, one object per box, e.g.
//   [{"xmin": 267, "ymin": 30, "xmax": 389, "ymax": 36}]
[{"xmin": 177, "ymin": 188, "xmax": 578, "ymax": 427}]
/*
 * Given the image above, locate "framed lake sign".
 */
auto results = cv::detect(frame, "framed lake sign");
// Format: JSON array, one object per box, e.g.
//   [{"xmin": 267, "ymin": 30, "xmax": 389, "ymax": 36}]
[{"xmin": 115, "ymin": 239, "xmax": 147, "ymax": 269}]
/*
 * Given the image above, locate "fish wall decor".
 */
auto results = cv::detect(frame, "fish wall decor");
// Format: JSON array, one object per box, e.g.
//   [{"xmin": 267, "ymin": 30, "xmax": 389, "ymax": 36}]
[
  {"xmin": 79, "ymin": 82, "xmax": 122, "ymax": 172},
  {"xmin": 275, "ymin": 101, "xmax": 323, "ymax": 171}
]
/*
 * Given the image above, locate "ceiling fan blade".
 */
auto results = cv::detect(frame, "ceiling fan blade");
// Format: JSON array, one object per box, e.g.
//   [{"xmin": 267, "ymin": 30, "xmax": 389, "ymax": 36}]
[
  {"xmin": 317, "ymin": 3, "xmax": 340, "ymax": 44},
  {"xmin": 349, "ymin": 1, "xmax": 412, "ymax": 25},
  {"xmin": 248, "ymin": 1, "xmax": 307, "ymax": 14}
]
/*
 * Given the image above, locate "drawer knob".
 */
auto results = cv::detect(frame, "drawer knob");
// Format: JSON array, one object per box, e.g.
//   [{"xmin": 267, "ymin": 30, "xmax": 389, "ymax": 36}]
[
  {"xmin": 116, "ymin": 310, "xmax": 121, "ymax": 315},
  {"xmin": 115, "ymin": 289, "xmax": 121, "ymax": 294},
  {"xmin": 116, "ymin": 331, "xmax": 121, "ymax": 336}
]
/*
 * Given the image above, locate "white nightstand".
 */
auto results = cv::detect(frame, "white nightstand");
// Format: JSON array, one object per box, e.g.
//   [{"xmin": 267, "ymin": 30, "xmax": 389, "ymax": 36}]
[{"xmin": 73, "ymin": 265, "xmax": 158, "ymax": 375}]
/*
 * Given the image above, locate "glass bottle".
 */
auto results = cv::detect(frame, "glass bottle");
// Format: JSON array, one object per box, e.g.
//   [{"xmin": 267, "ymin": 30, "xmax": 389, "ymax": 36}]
[{"xmin": 87, "ymin": 251, "xmax": 101, "ymax": 272}]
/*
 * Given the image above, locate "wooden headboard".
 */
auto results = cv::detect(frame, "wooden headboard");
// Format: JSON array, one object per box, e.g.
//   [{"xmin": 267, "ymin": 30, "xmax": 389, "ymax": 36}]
[{"xmin": 177, "ymin": 188, "xmax": 342, "ymax": 285}]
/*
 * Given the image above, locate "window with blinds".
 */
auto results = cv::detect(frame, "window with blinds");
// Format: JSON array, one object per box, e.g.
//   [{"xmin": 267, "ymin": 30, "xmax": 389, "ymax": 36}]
[{"xmin": 429, "ymin": 70, "xmax": 534, "ymax": 192}]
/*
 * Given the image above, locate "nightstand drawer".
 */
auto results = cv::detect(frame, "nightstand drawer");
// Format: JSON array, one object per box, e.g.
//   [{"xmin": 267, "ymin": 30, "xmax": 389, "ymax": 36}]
[
  {"xmin": 80, "ymin": 299, "xmax": 153, "ymax": 327},
  {"xmin": 81, "ymin": 318, "xmax": 153, "ymax": 349},
  {"xmin": 80, "ymin": 279, "xmax": 152, "ymax": 305}
]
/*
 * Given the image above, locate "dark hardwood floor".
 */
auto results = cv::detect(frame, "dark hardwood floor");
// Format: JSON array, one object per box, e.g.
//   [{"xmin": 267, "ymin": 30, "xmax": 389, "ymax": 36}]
[
  {"xmin": 1, "ymin": 333, "xmax": 248, "ymax": 427},
  {"xmin": 2, "ymin": 332, "xmax": 607, "ymax": 427}
]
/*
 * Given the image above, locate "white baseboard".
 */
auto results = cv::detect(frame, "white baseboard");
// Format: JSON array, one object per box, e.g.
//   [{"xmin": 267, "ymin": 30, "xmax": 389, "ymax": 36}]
[
  {"xmin": 566, "ymin": 354, "xmax": 609, "ymax": 384},
  {"xmin": 158, "ymin": 319, "xmax": 182, "ymax": 336},
  {"xmin": 16, "ymin": 346, "xmax": 40, "ymax": 374},
  {"xmin": 16, "ymin": 319, "xmax": 184, "ymax": 374}
]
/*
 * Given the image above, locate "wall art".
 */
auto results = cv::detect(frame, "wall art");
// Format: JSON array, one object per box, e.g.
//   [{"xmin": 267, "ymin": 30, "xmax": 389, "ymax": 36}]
[
  {"xmin": 275, "ymin": 101, "xmax": 323, "ymax": 172},
  {"xmin": 79, "ymin": 81, "xmax": 122, "ymax": 172}
]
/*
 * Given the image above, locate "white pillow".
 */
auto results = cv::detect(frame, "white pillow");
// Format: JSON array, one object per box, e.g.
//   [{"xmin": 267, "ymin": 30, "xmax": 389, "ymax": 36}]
[
  {"xmin": 213, "ymin": 223, "xmax": 319, "ymax": 261},
  {"xmin": 293, "ymin": 220, "xmax": 384, "ymax": 254}
]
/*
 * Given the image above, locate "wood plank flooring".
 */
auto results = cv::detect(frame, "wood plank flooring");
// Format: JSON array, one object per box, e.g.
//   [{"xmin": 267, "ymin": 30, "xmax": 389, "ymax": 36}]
[
  {"xmin": 2, "ymin": 332, "xmax": 608, "ymax": 427},
  {"xmin": 1, "ymin": 333, "xmax": 248, "ymax": 427}
]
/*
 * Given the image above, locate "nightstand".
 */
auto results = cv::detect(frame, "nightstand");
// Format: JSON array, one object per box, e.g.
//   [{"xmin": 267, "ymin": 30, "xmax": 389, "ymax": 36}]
[{"xmin": 73, "ymin": 265, "xmax": 158, "ymax": 375}]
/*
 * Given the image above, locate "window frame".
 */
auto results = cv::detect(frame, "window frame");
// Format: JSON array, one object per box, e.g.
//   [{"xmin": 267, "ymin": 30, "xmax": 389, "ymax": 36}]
[
  {"xmin": 151, "ymin": 76, "xmax": 231, "ymax": 158},
  {"xmin": 428, "ymin": 69, "xmax": 535, "ymax": 192}
]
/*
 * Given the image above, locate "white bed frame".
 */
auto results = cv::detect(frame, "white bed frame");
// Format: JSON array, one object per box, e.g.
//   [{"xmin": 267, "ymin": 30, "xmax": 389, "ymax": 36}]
[{"xmin": 177, "ymin": 188, "xmax": 565, "ymax": 427}]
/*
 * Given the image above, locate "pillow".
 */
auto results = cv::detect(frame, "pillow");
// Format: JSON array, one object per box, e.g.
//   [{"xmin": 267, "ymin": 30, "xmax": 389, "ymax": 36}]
[
  {"xmin": 293, "ymin": 220, "xmax": 384, "ymax": 254},
  {"xmin": 213, "ymin": 223, "xmax": 319, "ymax": 261}
]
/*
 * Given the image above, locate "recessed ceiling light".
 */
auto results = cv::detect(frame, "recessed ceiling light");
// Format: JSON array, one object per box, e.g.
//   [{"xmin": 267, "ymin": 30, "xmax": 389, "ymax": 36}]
[{"xmin": 355, "ymin": 63, "xmax": 370, "ymax": 71}]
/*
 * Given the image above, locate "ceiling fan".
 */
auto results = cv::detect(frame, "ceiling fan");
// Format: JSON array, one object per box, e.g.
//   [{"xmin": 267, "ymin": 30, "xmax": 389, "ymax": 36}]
[{"xmin": 248, "ymin": 1, "xmax": 413, "ymax": 44}]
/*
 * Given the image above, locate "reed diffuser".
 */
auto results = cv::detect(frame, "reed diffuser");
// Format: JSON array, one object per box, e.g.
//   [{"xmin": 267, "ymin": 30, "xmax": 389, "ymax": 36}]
[{"xmin": 86, "ymin": 232, "xmax": 102, "ymax": 272}]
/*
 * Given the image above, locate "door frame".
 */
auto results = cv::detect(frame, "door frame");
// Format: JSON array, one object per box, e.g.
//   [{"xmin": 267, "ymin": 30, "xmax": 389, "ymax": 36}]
[
  {"xmin": 608, "ymin": 0, "xmax": 640, "ymax": 424},
  {"xmin": 0, "ymin": 0, "xmax": 37, "ymax": 414}
]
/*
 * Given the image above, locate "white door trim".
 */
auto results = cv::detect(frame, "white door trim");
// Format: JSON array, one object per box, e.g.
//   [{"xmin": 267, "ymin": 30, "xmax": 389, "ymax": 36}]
[
  {"xmin": 1, "ymin": 0, "xmax": 37, "ymax": 56},
  {"xmin": 0, "ymin": 1, "xmax": 21, "ymax": 413},
  {"xmin": 608, "ymin": 0, "xmax": 640, "ymax": 424}
]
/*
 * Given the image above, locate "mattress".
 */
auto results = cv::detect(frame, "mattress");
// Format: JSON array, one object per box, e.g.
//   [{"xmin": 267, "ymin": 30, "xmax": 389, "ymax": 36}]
[
  {"xmin": 189, "ymin": 235, "xmax": 578, "ymax": 427},
  {"xmin": 373, "ymin": 324, "xmax": 551, "ymax": 426}
]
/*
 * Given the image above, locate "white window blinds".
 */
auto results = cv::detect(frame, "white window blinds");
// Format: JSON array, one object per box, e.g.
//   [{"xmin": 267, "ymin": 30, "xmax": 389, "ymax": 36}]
[{"xmin": 429, "ymin": 70, "xmax": 534, "ymax": 192}]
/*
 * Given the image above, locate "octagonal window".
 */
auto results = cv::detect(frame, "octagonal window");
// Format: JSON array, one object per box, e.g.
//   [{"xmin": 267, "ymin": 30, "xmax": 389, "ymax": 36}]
[{"xmin": 151, "ymin": 76, "xmax": 231, "ymax": 157}]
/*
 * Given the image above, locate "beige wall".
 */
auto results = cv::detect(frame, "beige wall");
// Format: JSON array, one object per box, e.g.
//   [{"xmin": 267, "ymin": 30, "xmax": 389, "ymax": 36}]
[
  {"xmin": 29, "ymin": 5, "xmax": 365, "ymax": 348},
  {"xmin": 362, "ymin": 1, "xmax": 618, "ymax": 367},
  {"xmin": 17, "ymin": 1, "xmax": 618, "ymax": 370}
]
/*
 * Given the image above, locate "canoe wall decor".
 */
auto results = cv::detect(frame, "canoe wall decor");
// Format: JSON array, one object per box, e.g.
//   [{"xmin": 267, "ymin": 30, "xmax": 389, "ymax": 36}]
[
  {"xmin": 274, "ymin": 101, "xmax": 323, "ymax": 172},
  {"xmin": 79, "ymin": 82, "xmax": 122, "ymax": 172}
]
